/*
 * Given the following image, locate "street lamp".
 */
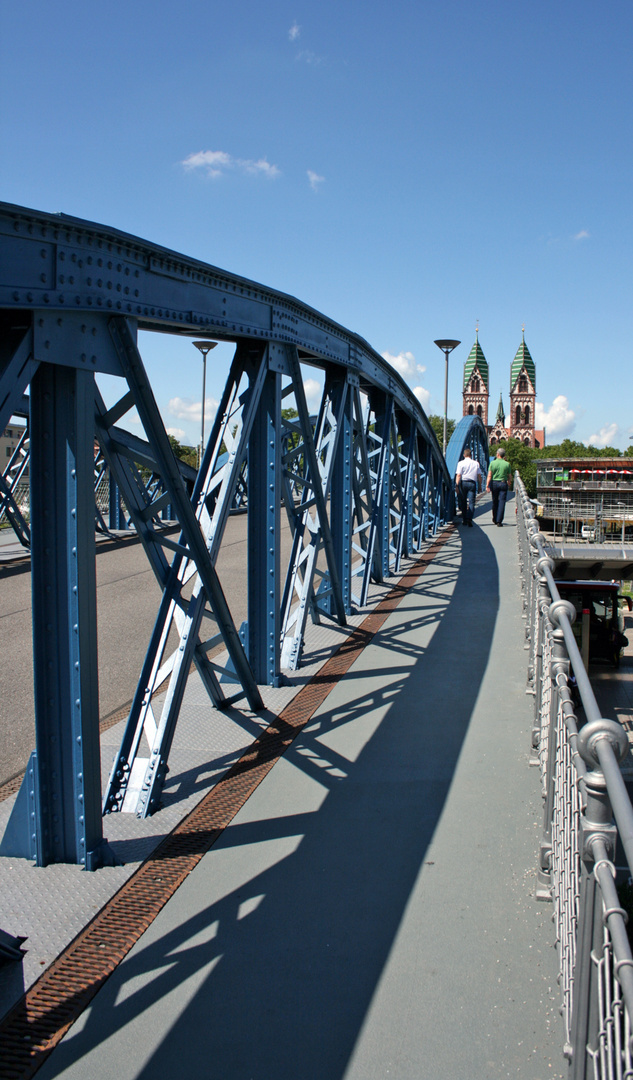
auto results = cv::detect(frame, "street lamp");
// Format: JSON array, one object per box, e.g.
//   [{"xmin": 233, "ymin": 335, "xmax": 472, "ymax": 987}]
[
  {"xmin": 434, "ymin": 339, "xmax": 460, "ymax": 456},
  {"xmin": 192, "ymin": 340, "xmax": 218, "ymax": 467}
]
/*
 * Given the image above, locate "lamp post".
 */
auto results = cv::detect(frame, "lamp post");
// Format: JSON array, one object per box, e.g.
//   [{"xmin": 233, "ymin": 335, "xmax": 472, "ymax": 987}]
[
  {"xmin": 193, "ymin": 340, "xmax": 218, "ymax": 467},
  {"xmin": 433, "ymin": 339, "xmax": 460, "ymax": 456}
]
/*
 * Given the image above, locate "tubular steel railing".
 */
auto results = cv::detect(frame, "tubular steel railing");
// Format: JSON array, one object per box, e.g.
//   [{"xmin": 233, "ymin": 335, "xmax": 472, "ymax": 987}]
[{"xmin": 517, "ymin": 472, "xmax": 633, "ymax": 1079}]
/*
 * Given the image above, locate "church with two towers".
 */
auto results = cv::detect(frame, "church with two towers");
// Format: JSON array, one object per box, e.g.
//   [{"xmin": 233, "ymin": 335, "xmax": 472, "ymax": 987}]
[{"xmin": 462, "ymin": 330, "xmax": 545, "ymax": 448}]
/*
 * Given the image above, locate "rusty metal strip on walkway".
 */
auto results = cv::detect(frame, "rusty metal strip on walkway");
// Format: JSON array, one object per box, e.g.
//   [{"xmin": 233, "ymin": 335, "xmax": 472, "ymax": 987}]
[{"xmin": 0, "ymin": 529, "xmax": 454, "ymax": 1079}]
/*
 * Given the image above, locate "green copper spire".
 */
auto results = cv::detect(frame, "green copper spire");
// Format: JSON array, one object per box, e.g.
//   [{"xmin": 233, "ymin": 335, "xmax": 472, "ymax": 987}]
[
  {"xmin": 510, "ymin": 329, "xmax": 535, "ymax": 392},
  {"xmin": 495, "ymin": 391, "xmax": 505, "ymax": 425},
  {"xmin": 463, "ymin": 330, "xmax": 489, "ymax": 390}
]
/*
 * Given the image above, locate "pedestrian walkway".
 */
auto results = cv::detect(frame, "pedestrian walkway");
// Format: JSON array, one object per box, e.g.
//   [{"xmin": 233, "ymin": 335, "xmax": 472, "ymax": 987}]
[{"xmin": 3, "ymin": 495, "xmax": 565, "ymax": 1079}]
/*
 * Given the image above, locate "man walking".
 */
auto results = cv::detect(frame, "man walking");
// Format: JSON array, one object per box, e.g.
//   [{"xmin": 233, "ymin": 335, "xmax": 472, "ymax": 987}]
[
  {"xmin": 486, "ymin": 446, "xmax": 512, "ymax": 526},
  {"xmin": 455, "ymin": 447, "xmax": 482, "ymax": 527}
]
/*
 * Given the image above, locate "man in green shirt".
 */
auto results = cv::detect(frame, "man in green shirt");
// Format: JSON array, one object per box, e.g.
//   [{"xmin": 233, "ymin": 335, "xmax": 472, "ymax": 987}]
[{"xmin": 486, "ymin": 447, "xmax": 512, "ymax": 526}]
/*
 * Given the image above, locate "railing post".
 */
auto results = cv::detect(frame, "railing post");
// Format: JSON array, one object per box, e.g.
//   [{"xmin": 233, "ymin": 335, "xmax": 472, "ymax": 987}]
[
  {"xmin": 524, "ymin": 521, "xmax": 540, "ymax": 649},
  {"xmin": 536, "ymin": 604, "xmax": 573, "ymax": 901},
  {"xmin": 569, "ymin": 719, "xmax": 628, "ymax": 1078},
  {"xmin": 530, "ymin": 556, "xmax": 554, "ymax": 743}
]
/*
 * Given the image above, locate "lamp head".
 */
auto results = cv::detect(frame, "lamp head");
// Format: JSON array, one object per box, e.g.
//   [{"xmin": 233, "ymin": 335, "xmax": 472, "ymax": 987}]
[{"xmin": 193, "ymin": 340, "xmax": 218, "ymax": 357}]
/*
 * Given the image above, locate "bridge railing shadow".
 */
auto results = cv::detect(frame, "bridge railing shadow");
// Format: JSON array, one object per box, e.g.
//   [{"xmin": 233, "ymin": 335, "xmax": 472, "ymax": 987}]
[{"xmin": 40, "ymin": 528, "xmax": 501, "ymax": 1080}]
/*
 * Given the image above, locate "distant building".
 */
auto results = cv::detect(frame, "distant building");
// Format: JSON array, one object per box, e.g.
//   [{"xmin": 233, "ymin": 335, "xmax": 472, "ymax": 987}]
[
  {"xmin": 0, "ymin": 421, "xmax": 28, "ymax": 472},
  {"xmin": 536, "ymin": 458, "xmax": 633, "ymax": 542},
  {"xmin": 462, "ymin": 330, "xmax": 545, "ymax": 448}
]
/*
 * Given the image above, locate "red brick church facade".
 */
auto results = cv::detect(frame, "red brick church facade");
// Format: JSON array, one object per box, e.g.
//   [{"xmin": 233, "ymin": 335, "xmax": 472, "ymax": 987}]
[{"xmin": 462, "ymin": 331, "xmax": 544, "ymax": 449}]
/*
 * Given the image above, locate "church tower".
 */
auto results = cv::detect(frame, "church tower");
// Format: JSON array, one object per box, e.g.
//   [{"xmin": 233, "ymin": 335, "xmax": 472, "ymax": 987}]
[
  {"xmin": 462, "ymin": 330, "xmax": 490, "ymax": 424},
  {"xmin": 509, "ymin": 330, "xmax": 536, "ymax": 446},
  {"xmin": 489, "ymin": 391, "xmax": 507, "ymax": 445}
]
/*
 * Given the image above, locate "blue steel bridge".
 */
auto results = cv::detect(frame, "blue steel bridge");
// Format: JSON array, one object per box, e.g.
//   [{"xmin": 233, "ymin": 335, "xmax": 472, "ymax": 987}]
[{"xmin": 0, "ymin": 202, "xmax": 631, "ymax": 1080}]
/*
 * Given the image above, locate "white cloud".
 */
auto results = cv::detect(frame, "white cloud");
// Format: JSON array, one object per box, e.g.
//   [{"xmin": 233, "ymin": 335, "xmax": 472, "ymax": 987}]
[
  {"xmin": 573, "ymin": 229, "xmax": 590, "ymax": 241},
  {"xmin": 168, "ymin": 396, "xmax": 219, "ymax": 425},
  {"xmin": 166, "ymin": 427, "xmax": 187, "ymax": 442},
  {"xmin": 244, "ymin": 158, "xmax": 280, "ymax": 178},
  {"xmin": 303, "ymin": 378, "xmax": 322, "ymax": 410},
  {"xmin": 289, "ymin": 22, "xmax": 300, "ymax": 41},
  {"xmin": 308, "ymin": 170, "xmax": 325, "ymax": 192},
  {"xmin": 182, "ymin": 150, "xmax": 280, "ymax": 180},
  {"xmin": 588, "ymin": 422, "xmax": 620, "ymax": 448},
  {"xmin": 382, "ymin": 350, "xmax": 426, "ymax": 382},
  {"xmin": 535, "ymin": 395, "xmax": 576, "ymax": 438},
  {"xmin": 413, "ymin": 386, "xmax": 431, "ymax": 412},
  {"xmin": 295, "ymin": 50, "xmax": 324, "ymax": 65}
]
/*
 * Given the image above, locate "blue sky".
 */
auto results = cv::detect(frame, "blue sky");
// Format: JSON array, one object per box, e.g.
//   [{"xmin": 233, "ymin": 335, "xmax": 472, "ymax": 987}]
[{"xmin": 2, "ymin": 0, "xmax": 632, "ymax": 449}]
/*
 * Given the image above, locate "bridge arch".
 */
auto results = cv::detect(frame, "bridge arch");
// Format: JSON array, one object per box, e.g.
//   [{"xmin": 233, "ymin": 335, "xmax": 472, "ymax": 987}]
[
  {"xmin": 445, "ymin": 414, "xmax": 489, "ymax": 505},
  {"xmin": 0, "ymin": 202, "xmax": 454, "ymax": 860}
]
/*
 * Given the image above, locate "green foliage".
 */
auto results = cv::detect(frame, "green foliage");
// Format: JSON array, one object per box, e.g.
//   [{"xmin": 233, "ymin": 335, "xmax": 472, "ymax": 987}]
[
  {"xmin": 428, "ymin": 414, "xmax": 456, "ymax": 446},
  {"xmin": 168, "ymin": 434, "xmax": 198, "ymax": 469},
  {"xmin": 500, "ymin": 439, "xmax": 539, "ymax": 496},
  {"xmin": 499, "ymin": 438, "xmax": 626, "ymax": 497}
]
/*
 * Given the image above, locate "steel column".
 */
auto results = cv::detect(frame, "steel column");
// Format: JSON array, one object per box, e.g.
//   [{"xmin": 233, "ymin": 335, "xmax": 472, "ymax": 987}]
[
  {"xmin": 29, "ymin": 363, "xmax": 105, "ymax": 867},
  {"xmin": 327, "ymin": 374, "xmax": 353, "ymax": 616},
  {"xmin": 247, "ymin": 365, "xmax": 281, "ymax": 684}
]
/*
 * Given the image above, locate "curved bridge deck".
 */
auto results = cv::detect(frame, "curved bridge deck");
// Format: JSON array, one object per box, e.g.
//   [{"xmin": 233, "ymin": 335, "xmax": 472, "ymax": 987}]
[{"xmin": 0, "ymin": 495, "xmax": 565, "ymax": 1079}]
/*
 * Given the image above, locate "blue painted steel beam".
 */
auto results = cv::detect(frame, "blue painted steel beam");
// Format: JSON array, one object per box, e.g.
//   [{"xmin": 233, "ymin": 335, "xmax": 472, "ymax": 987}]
[
  {"xmin": 279, "ymin": 353, "xmax": 348, "ymax": 669},
  {"xmin": 369, "ymin": 396, "xmax": 394, "ymax": 590},
  {"xmin": 101, "ymin": 337, "xmax": 267, "ymax": 817},
  {"xmin": 0, "ymin": 203, "xmax": 446, "ymax": 463},
  {"xmin": 247, "ymin": 364, "xmax": 281, "ymax": 685},
  {"xmin": 445, "ymin": 415, "xmax": 490, "ymax": 514},
  {"xmin": 27, "ymin": 363, "xmax": 106, "ymax": 867},
  {"xmin": 329, "ymin": 375, "xmax": 354, "ymax": 615}
]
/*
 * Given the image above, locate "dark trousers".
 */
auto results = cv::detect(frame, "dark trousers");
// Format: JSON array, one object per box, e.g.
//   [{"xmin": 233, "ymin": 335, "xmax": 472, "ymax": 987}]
[
  {"xmin": 491, "ymin": 480, "xmax": 508, "ymax": 523},
  {"xmin": 460, "ymin": 479, "xmax": 477, "ymax": 523}
]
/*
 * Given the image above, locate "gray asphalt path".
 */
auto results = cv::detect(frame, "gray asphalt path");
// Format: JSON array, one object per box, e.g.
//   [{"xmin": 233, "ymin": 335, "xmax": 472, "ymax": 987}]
[
  {"xmin": 0, "ymin": 514, "xmax": 259, "ymax": 785},
  {"xmin": 37, "ymin": 497, "xmax": 566, "ymax": 1080}
]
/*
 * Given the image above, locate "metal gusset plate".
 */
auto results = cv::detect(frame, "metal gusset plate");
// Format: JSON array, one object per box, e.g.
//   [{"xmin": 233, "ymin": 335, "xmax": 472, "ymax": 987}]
[{"xmin": 102, "ymin": 333, "xmax": 266, "ymax": 817}]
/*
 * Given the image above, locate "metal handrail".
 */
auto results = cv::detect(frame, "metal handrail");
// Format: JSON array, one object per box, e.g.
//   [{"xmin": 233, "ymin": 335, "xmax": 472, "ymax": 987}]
[{"xmin": 516, "ymin": 471, "xmax": 633, "ymax": 1079}]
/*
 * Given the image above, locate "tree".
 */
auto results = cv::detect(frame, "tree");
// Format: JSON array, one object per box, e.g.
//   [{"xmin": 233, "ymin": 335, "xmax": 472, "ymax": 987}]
[
  {"xmin": 501, "ymin": 437, "xmax": 625, "ymax": 497},
  {"xmin": 168, "ymin": 434, "xmax": 198, "ymax": 469},
  {"xmin": 502, "ymin": 439, "xmax": 539, "ymax": 496},
  {"xmin": 428, "ymin": 414, "xmax": 456, "ymax": 447}
]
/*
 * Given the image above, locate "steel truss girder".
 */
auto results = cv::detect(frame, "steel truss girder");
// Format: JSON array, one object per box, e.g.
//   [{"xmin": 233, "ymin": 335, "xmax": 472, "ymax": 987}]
[
  {"xmin": 358, "ymin": 394, "xmax": 393, "ymax": 605},
  {"xmin": 102, "ymin": 329, "xmax": 265, "ymax": 817},
  {"xmin": 279, "ymin": 349, "xmax": 348, "ymax": 670},
  {"xmin": 0, "ymin": 202, "xmax": 448, "ymax": 463},
  {"xmin": 0, "ymin": 206, "xmax": 456, "ymax": 859},
  {"xmin": 0, "ymin": 415, "xmax": 184, "ymax": 547}
]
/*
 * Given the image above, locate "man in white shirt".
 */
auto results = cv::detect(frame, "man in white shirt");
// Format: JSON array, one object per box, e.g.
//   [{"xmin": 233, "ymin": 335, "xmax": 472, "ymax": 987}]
[{"xmin": 455, "ymin": 447, "xmax": 483, "ymax": 527}]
